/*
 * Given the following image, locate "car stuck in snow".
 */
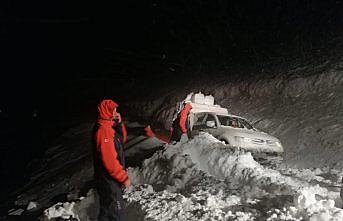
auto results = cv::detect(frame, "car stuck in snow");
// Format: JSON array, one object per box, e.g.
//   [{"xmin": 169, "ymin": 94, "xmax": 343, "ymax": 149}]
[
  {"xmin": 190, "ymin": 111, "xmax": 284, "ymax": 153},
  {"xmin": 184, "ymin": 92, "xmax": 284, "ymax": 154}
]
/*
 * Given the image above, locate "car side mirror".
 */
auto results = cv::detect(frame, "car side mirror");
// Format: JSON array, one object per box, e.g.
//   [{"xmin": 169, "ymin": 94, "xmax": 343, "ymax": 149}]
[{"xmin": 206, "ymin": 121, "xmax": 216, "ymax": 128}]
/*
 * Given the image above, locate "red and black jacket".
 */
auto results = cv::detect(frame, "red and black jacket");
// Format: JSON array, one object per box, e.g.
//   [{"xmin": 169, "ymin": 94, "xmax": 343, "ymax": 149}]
[{"xmin": 93, "ymin": 100, "xmax": 128, "ymax": 184}]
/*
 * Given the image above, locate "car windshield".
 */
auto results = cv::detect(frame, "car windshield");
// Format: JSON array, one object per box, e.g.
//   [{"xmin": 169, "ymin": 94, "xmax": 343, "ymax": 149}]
[{"xmin": 217, "ymin": 115, "xmax": 254, "ymax": 130}]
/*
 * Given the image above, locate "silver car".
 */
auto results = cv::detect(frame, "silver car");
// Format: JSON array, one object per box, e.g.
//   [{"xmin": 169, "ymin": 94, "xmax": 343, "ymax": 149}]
[{"xmin": 190, "ymin": 112, "xmax": 284, "ymax": 154}]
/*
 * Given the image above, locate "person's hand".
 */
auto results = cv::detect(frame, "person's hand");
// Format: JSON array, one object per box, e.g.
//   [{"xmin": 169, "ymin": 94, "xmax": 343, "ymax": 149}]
[
  {"xmin": 123, "ymin": 177, "xmax": 131, "ymax": 188},
  {"xmin": 180, "ymin": 133, "xmax": 188, "ymax": 143},
  {"xmin": 113, "ymin": 112, "xmax": 122, "ymax": 123}
]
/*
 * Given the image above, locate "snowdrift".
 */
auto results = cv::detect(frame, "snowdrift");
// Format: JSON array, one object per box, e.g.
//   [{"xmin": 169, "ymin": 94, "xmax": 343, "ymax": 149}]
[
  {"xmin": 42, "ymin": 133, "xmax": 343, "ymax": 220},
  {"xmin": 126, "ymin": 69, "xmax": 343, "ymax": 168}
]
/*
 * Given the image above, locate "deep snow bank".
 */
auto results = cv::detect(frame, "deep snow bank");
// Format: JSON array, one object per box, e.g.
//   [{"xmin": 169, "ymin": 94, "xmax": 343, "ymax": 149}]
[
  {"xmin": 128, "ymin": 133, "xmax": 343, "ymax": 220},
  {"xmin": 127, "ymin": 65, "xmax": 343, "ymax": 168},
  {"xmin": 43, "ymin": 133, "xmax": 342, "ymax": 220}
]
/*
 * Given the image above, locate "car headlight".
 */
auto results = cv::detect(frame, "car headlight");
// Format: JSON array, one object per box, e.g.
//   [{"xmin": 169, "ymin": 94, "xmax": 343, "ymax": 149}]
[
  {"xmin": 243, "ymin": 137, "xmax": 252, "ymax": 143},
  {"xmin": 235, "ymin": 136, "xmax": 252, "ymax": 143}
]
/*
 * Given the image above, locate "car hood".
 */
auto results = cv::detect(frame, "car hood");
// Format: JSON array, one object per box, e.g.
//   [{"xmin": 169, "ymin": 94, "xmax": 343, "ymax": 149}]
[{"xmin": 220, "ymin": 126, "xmax": 280, "ymax": 141}]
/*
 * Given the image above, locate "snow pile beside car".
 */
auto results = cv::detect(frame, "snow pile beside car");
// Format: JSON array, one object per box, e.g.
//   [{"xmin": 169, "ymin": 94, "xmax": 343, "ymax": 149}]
[
  {"xmin": 126, "ymin": 133, "xmax": 342, "ymax": 220},
  {"xmin": 268, "ymin": 186, "xmax": 343, "ymax": 220},
  {"xmin": 41, "ymin": 133, "xmax": 343, "ymax": 220}
]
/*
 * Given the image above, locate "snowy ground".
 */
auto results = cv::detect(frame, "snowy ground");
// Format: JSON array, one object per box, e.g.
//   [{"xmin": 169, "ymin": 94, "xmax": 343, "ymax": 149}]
[
  {"xmin": 127, "ymin": 134, "xmax": 342, "ymax": 221},
  {"xmin": 8, "ymin": 127, "xmax": 342, "ymax": 221},
  {"xmin": 3, "ymin": 65, "xmax": 343, "ymax": 220},
  {"xmin": 126, "ymin": 69, "xmax": 343, "ymax": 169}
]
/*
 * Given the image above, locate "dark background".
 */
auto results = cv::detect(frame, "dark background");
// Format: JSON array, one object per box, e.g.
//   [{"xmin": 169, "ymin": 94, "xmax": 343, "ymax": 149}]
[
  {"xmin": 2, "ymin": 1, "xmax": 343, "ymax": 108},
  {"xmin": 1, "ymin": 0, "xmax": 343, "ymax": 202}
]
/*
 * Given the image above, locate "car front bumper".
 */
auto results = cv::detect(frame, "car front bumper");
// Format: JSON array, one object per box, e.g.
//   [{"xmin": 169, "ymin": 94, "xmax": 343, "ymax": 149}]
[{"xmin": 234, "ymin": 137, "xmax": 284, "ymax": 153}]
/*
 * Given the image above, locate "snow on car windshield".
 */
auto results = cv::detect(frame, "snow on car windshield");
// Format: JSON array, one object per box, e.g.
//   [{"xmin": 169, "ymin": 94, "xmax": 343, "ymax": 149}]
[{"xmin": 217, "ymin": 115, "xmax": 254, "ymax": 130}]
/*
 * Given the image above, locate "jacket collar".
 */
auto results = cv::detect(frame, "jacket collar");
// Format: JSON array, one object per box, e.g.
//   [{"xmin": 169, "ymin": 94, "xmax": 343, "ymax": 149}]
[{"xmin": 97, "ymin": 118, "xmax": 114, "ymax": 127}]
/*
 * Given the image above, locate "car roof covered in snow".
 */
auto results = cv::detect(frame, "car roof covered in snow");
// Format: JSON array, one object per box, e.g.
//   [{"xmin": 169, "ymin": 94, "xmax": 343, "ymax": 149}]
[
  {"xmin": 189, "ymin": 102, "xmax": 229, "ymax": 115},
  {"xmin": 195, "ymin": 111, "xmax": 248, "ymax": 121}
]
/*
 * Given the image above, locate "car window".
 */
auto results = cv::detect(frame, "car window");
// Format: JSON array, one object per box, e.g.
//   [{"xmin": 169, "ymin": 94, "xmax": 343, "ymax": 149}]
[
  {"xmin": 205, "ymin": 114, "xmax": 217, "ymax": 127},
  {"xmin": 217, "ymin": 115, "xmax": 231, "ymax": 126},
  {"xmin": 194, "ymin": 113, "xmax": 207, "ymax": 126},
  {"xmin": 217, "ymin": 115, "xmax": 240, "ymax": 127},
  {"xmin": 217, "ymin": 115, "xmax": 253, "ymax": 129},
  {"xmin": 237, "ymin": 118, "xmax": 254, "ymax": 130}
]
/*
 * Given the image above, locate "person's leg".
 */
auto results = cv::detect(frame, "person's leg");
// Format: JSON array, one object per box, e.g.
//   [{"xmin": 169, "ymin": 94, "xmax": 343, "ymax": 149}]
[
  {"xmin": 170, "ymin": 127, "xmax": 182, "ymax": 142},
  {"xmin": 114, "ymin": 182, "xmax": 125, "ymax": 220},
  {"xmin": 97, "ymin": 179, "xmax": 123, "ymax": 221}
]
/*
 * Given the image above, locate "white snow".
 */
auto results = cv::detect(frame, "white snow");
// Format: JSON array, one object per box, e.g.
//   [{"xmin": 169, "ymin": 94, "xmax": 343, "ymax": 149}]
[
  {"xmin": 35, "ymin": 132, "xmax": 343, "ymax": 220},
  {"xmin": 124, "ymin": 185, "xmax": 255, "ymax": 221},
  {"xmin": 42, "ymin": 189, "xmax": 98, "ymax": 221},
  {"xmin": 26, "ymin": 201, "xmax": 38, "ymax": 210},
  {"xmin": 123, "ymin": 133, "xmax": 343, "ymax": 220},
  {"xmin": 8, "ymin": 208, "xmax": 24, "ymax": 216},
  {"xmin": 128, "ymin": 72, "xmax": 343, "ymax": 169},
  {"xmin": 268, "ymin": 186, "xmax": 343, "ymax": 221},
  {"xmin": 7, "ymin": 65, "xmax": 343, "ymax": 221},
  {"xmin": 43, "ymin": 201, "xmax": 78, "ymax": 220}
]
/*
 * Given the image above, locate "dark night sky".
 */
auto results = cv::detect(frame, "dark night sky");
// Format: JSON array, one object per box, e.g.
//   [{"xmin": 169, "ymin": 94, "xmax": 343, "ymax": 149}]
[{"xmin": 1, "ymin": 0, "xmax": 343, "ymax": 116}]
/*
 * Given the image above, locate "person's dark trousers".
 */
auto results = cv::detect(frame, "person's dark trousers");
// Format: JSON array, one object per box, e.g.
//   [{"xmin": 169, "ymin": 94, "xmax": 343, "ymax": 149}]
[
  {"xmin": 170, "ymin": 128, "xmax": 182, "ymax": 142},
  {"xmin": 96, "ymin": 177, "xmax": 124, "ymax": 221}
]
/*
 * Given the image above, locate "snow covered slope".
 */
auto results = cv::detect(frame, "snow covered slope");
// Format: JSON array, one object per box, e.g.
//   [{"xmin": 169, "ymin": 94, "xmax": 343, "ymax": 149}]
[
  {"xmin": 4, "ymin": 57, "xmax": 343, "ymax": 220},
  {"xmin": 40, "ymin": 133, "xmax": 343, "ymax": 220},
  {"xmin": 126, "ymin": 63, "xmax": 343, "ymax": 168}
]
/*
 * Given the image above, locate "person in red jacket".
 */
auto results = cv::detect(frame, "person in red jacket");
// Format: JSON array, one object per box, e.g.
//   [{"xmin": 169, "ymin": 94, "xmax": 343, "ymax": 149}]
[
  {"xmin": 93, "ymin": 99, "xmax": 131, "ymax": 221},
  {"xmin": 170, "ymin": 102, "xmax": 192, "ymax": 143}
]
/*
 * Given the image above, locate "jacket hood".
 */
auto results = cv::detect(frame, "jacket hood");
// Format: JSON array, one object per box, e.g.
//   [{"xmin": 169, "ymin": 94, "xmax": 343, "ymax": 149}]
[{"xmin": 97, "ymin": 99, "xmax": 118, "ymax": 120}]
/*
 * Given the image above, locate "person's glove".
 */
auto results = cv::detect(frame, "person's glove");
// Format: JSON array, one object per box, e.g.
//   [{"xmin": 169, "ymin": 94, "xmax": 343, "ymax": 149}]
[
  {"xmin": 180, "ymin": 133, "xmax": 188, "ymax": 143},
  {"xmin": 123, "ymin": 177, "xmax": 132, "ymax": 188}
]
